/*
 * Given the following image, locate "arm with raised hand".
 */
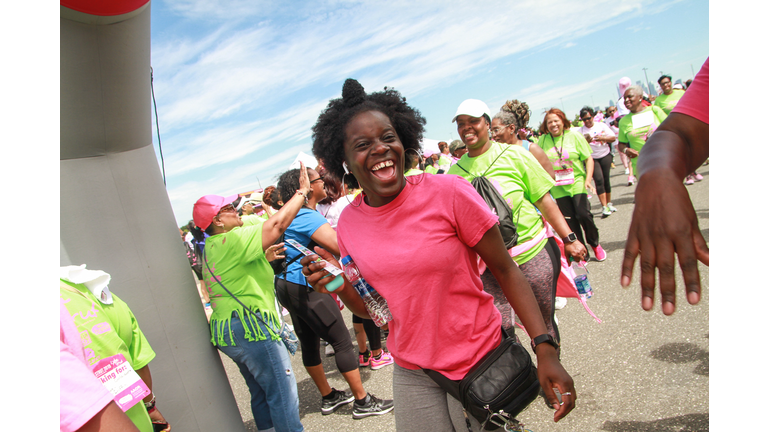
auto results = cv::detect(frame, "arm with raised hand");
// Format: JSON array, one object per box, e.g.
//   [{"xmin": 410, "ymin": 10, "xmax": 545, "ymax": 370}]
[{"xmin": 621, "ymin": 112, "xmax": 709, "ymax": 315}]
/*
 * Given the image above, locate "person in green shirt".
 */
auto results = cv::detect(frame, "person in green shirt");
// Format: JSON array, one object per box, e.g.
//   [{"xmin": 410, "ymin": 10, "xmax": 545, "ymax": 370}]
[
  {"xmin": 60, "ymin": 270, "xmax": 171, "ymax": 432},
  {"xmin": 188, "ymin": 163, "xmax": 312, "ymax": 432},
  {"xmin": 437, "ymin": 141, "xmax": 452, "ymax": 171},
  {"xmin": 653, "ymin": 75, "xmax": 685, "ymax": 115},
  {"xmin": 618, "ymin": 85, "xmax": 669, "ymax": 176},
  {"xmin": 538, "ymin": 107, "xmax": 607, "ymax": 262},
  {"xmin": 448, "ymin": 99, "xmax": 588, "ymax": 349}
]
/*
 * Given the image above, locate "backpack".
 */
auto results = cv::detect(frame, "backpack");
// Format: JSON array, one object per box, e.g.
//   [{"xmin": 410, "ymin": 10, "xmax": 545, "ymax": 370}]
[
  {"xmin": 455, "ymin": 146, "xmax": 519, "ymax": 249},
  {"xmin": 269, "ymin": 231, "xmax": 318, "ymax": 278}
]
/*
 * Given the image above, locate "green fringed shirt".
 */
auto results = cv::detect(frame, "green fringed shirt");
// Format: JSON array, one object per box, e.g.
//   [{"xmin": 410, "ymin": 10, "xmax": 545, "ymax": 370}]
[{"xmin": 203, "ymin": 219, "xmax": 281, "ymax": 347}]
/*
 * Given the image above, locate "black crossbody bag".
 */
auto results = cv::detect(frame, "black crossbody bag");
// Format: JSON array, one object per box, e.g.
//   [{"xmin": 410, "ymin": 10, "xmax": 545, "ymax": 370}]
[{"xmin": 423, "ymin": 328, "xmax": 540, "ymax": 431}]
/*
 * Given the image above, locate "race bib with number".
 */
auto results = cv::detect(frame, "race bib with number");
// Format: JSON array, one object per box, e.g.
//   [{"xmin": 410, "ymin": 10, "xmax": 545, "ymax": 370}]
[{"xmin": 554, "ymin": 168, "xmax": 575, "ymax": 186}]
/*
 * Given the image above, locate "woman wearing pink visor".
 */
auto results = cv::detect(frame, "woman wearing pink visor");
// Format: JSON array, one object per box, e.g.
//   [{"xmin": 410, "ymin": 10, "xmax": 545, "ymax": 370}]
[{"xmin": 188, "ymin": 163, "xmax": 311, "ymax": 432}]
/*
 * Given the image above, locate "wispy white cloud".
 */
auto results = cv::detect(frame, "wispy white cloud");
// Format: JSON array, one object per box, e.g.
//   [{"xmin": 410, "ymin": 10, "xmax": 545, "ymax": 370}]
[{"xmin": 151, "ymin": 0, "xmax": 696, "ymax": 224}]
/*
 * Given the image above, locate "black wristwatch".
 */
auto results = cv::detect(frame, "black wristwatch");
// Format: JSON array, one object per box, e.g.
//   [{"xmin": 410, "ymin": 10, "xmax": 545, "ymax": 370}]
[
  {"xmin": 531, "ymin": 334, "xmax": 559, "ymax": 353},
  {"xmin": 562, "ymin": 232, "xmax": 577, "ymax": 243}
]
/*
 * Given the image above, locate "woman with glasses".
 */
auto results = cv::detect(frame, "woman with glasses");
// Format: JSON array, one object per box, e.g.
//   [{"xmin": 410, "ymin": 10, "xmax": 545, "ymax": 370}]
[
  {"xmin": 490, "ymin": 99, "xmax": 555, "ymax": 179},
  {"xmin": 538, "ymin": 107, "xmax": 607, "ymax": 262},
  {"xmin": 447, "ymin": 99, "xmax": 588, "ymax": 347},
  {"xmin": 577, "ymin": 106, "xmax": 617, "ymax": 218},
  {"xmin": 274, "ymin": 166, "xmax": 394, "ymax": 419},
  {"xmin": 188, "ymin": 163, "xmax": 311, "ymax": 432}
]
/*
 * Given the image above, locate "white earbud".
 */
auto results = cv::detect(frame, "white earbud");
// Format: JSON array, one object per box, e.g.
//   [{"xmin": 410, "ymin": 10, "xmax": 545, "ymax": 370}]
[{"xmin": 343, "ymin": 162, "xmax": 350, "ymax": 174}]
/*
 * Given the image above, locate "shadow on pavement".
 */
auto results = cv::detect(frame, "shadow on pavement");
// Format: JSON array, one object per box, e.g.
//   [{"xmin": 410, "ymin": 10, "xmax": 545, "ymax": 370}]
[
  {"xmin": 649, "ymin": 342, "xmax": 708, "ymax": 377},
  {"xmin": 601, "ymin": 413, "xmax": 708, "ymax": 431}
]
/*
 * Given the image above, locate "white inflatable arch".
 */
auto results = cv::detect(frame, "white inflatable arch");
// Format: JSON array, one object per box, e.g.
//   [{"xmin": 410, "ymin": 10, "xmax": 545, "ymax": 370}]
[{"xmin": 61, "ymin": 1, "xmax": 245, "ymax": 430}]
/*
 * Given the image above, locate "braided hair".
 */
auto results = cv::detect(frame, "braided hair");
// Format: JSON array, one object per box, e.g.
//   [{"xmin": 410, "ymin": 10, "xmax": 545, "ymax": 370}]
[
  {"xmin": 493, "ymin": 99, "xmax": 531, "ymax": 130},
  {"xmin": 311, "ymin": 78, "xmax": 426, "ymax": 189}
]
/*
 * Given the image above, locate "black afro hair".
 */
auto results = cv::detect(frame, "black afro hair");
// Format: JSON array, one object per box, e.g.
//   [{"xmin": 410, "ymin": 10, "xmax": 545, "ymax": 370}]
[{"xmin": 311, "ymin": 78, "xmax": 426, "ymax": 189}]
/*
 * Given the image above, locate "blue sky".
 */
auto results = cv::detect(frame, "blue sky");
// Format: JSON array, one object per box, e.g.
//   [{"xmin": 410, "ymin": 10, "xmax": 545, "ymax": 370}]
[{"xmin": 148, "ymin": 0, "xmax": 708, "ymax": 226}]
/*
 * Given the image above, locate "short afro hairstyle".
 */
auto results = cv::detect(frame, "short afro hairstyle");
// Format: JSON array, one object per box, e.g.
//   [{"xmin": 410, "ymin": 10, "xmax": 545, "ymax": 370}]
[{"xmin": 311, "ymin": 78, "xmax": 426, "ymax": 189}]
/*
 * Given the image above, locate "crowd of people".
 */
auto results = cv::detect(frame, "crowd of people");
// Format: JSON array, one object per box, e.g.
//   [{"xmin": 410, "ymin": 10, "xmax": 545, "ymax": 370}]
[{"xmin": 64, "ymin": 59, "xmax": 708, "ymax": 432}]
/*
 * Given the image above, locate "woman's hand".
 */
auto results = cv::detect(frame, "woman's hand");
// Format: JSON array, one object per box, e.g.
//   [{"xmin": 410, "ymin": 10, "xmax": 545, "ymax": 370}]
[
  {"xmin": 585, "ymin": 181, "xmax": 596, "ymax": 195},
  {"xmin": 564, "ymin": 240, "xmax": 587, "ymax": 262},
  {"xmin": 300, "ymin": 247, "xmax": 345, "ymax": 295},
  {"xmin": 625, "ymin": 148, "xmax": 639, "ymax": 158},
  {"xmin": 148, "ymin": 407, "xmax": 171, "ymax": 431},
  {"xmin": 265, "ymin": 243, "xmax": 286, "ymax": 262},
  {"xmin": 583, "ymin": 133, "xmax": 592, "ymax": 143},
  {"xmin": 298, "ymin": 161, "xmax": 310, "ymax": 195},
  {"xmin": 535, "ymin": 344, "xmax": 576, "ymax": 422}
]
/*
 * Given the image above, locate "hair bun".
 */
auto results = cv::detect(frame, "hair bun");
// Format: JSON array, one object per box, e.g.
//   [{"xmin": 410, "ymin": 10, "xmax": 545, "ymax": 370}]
[{"xmin": 342, "ymin": 78, "xmax": 366, "ymax": 107}]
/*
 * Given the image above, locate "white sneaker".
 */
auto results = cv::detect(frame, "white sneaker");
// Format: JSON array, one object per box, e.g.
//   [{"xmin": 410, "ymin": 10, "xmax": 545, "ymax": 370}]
[
  {"xmin": 601, "ymin": 206, "xmax": 612, "ymax": 218},
  {"xmin": 607, "ymin": 202, "xmax": 618, "ymax": 212},
  {"xmin": 625, "ymin": 168, "xmax": 630, "ymax": 175},
  {"xmin": 325, "ymin": 343, "xmax": 335, "ymax": 356},
  {"xmin": 555, "ymin": 297, "xmax": 567, "ymax": 310}
]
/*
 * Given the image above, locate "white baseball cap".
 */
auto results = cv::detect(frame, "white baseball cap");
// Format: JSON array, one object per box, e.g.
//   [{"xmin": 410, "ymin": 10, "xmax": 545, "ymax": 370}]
[{"xmin": 452, "ymin": 99, "xmax": 492, "ymax": 123}]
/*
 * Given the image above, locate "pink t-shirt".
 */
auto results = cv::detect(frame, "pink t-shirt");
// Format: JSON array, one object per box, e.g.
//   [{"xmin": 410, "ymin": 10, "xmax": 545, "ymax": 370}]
[
  {"xmin": 337, "ymin": 174, "xmax": 501, "ymax": 380},
  {"xmin": 672, "ymin": 57, "xmax": 709, "ymax": 124},
  {"xmin": 60, "ymin": 299, "xmax": 114, "ymax": 432}
]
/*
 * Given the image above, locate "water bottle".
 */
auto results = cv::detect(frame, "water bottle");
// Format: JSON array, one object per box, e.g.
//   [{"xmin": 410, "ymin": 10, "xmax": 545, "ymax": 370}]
[
  {"xmin": 571, "ymin": 262, "xmax": 593, "ymax": 299},
  {"xmin": 340, "ymin": 255, "xmax": 393, "ymax": 327}
]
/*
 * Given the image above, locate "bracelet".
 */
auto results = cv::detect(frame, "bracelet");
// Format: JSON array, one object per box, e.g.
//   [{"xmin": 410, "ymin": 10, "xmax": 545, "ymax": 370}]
[
  {"xmin": 144, "ymin": 393, "xmax": 156, "ymax": 411},
  {"xmin": 295, "ymin": 190, "xmax": 309, "ymax": 206}
]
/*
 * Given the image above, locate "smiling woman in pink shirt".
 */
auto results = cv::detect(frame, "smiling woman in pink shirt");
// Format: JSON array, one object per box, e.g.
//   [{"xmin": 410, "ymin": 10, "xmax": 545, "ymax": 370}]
[{"xmin": 304, "ymin": 78, "xmax": 576, "ymax": 431}]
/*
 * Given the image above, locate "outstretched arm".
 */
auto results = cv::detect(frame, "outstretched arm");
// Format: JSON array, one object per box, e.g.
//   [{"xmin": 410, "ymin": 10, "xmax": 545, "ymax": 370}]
[
  {"xmin": 472, "ymin": 226, "xmax": 575, "ymax": 422},
  {"xmin": 261, "ymin": 162, "xmax": 310, "ymax": 250},
  {"xmin": 621, "ymin": 112, "xmax": 709, "ymax": 315}
]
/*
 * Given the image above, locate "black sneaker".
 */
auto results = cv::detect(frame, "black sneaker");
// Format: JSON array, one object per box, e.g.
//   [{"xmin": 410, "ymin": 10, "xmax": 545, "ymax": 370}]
[
  {"xmin": 352, "ymin": 393, "xmax": 394, "ymax": 419},
  {"xmin": 321, "ymin": 388, "xmax": 354, "ymax": 415}
]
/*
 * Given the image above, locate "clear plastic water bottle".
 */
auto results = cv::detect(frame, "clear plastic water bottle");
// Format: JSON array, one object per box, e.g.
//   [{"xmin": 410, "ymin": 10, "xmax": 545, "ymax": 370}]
[
  {"xmin": 340, "ymin": 255, "xmax": 392, "ymax": 327},
  {"xmin": 571, "ymin": 262, "xmax": 593, "ymax": 299}
]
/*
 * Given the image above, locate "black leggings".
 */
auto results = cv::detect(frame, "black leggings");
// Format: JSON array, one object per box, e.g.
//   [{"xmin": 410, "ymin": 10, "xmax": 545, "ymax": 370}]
[
  {"xmin": 592, "ymin": 153, "xmax": 613, "ymax": 195},
  {"xmin": 351, "ymin": 314, "xmax": 382, "ymax": 352},
  {"xmin": 274, "ymin": 278, "xmax": 357, "ymax": 372},
  {"xmin": 556, "ymin": 193, "xmax": 600, "ymax": 248}
]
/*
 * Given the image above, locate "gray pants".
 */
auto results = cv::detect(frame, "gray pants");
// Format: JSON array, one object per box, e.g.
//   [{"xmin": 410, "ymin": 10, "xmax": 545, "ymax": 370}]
[{"xmin": 393, "ymin": 363, "xmax": 482, "ymax": 431}]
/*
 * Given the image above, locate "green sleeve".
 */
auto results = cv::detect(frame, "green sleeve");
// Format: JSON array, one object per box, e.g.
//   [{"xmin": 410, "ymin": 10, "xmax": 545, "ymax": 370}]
[
  {"xmin": 618, "ymin": 117, "xmax": 629, "ymax": 142},
  {"xmin": 653, "ymin": 106, "xmax": 668, "ymax": 124},
  {"xmin": 115, "ymin": 294, "xmax": 156, "ymax": 370}
]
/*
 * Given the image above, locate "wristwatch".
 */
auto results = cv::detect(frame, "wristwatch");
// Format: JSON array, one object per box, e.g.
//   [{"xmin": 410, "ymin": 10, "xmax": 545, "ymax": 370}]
[
  {"xmin": 562, "ymin": 232, "xmax": 577, "ymax": 243},
  {"xmin": 531, "ymin": 334, "xmax": 559, "ymax": 353}
]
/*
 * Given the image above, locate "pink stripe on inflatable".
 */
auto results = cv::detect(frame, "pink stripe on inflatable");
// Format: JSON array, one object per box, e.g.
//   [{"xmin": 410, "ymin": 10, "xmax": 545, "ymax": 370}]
[{"xmin": 61, "ymin": 0, "xmax": 149, "ymax": 16}]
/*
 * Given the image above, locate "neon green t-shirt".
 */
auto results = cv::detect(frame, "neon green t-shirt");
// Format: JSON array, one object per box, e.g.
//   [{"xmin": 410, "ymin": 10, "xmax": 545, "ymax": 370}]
[
  {"xmin": 618, "ymin": 105, "xmax": 668, "ymax": 173},
  {"xmin": 240, "ymin": 214, "xmax": 265, "ymax": 226},
  {"xmin": 653, "ymin": 89, "xmax": 685, "ymax": 115},
  {"xmin": 448, "ymin": 141, "xmax": 555, "ymax": 265},
  {"xmin": 424, "ymin": 165, "xmax": 439, "ymax": 174},
  {"xmin": 537, "ymin": 130, "xmax": 593, "ymax": 199},
  {"xmin": 60, "ymin": 281, "xmax": 155, "ymax": 432},
  {"xmin": 203, "ymin": 223, "xmax": 282, "ymax": 347},
  {"xmin": 404, "ymin": 168, "xmax": 423, "ymax": 177}
]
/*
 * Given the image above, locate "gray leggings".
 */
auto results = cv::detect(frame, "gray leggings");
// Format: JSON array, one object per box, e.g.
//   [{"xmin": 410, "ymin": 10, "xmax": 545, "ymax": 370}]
[{"xmin": 393, "ymin": 363, "xmax": 482, "ymax": 431}]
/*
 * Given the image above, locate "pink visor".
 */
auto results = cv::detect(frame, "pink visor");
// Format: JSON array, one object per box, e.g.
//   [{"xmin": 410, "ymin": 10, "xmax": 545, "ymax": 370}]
[{"xmin": 193, "ymin": 194, "xmax": 239, "ymax": 230}]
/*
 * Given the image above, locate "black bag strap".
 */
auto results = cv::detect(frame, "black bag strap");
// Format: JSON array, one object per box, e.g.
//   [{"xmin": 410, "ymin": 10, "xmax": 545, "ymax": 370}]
[
  {"xmin": 203, "ymin": 248, "xmax": 279, "ymax": 334},
  {"xmin": 454, "ymin": 143, "xmax": 511, "ymax": 181}
]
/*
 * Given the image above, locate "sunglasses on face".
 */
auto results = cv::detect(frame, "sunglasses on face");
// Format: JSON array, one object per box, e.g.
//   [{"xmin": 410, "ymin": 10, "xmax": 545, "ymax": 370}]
[
  {"xmin": 310, "ymin": 176, "xmax": 325, "ymax": 184},
  {"xmin": 581, "ymin": 116, "xmax": 592, "ymax": 121},
  {"xmin": 217, "ymin": 204, "xmax": 237, "ymax": 216}
]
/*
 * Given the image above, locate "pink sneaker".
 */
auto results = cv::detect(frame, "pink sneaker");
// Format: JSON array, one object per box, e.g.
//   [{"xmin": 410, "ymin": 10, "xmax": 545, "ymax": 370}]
[
  {"xmin": 684, "ymin": 175, "xmax": 695, "ymax": 185},
  {"xmin": 370, "ymin": 351, "xmax": 394, "ymax": 370},
  {"xmin": 627, "ymin": 176, "xmax": 636, "ymax": 186},
  {"xmin": 693, "ymin": 172, "xmax": 703, "ymax": 181},
  {"xmin": 592, "ymin": 245, "xmax": 607, "ymax": 262}
]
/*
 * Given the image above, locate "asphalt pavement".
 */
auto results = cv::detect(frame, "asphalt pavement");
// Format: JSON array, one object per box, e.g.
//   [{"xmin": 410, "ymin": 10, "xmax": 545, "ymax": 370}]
[{"xmin": 220, "ymin": 159, "xmax": 709, "ymax": 432}]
